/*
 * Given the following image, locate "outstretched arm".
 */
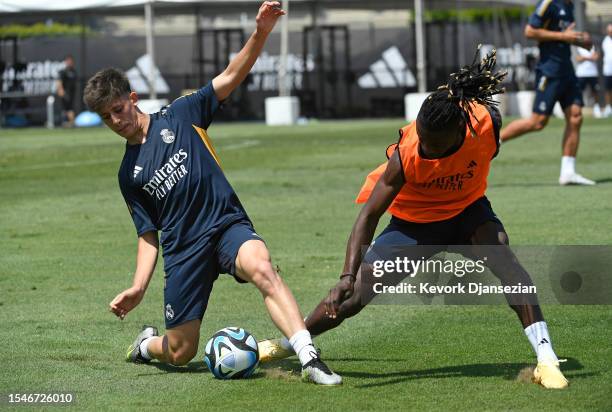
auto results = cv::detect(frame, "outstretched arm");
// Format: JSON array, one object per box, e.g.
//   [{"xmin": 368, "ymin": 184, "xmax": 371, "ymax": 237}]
[
  {"xmin": 212, "ymin": 1, "xmax": 285, "ymax": 101},
  {"xmin": 343, "ymin": 151, "xmax": 405, "ymax": 277},
  {"xmin": 326, "ymin": 151, "xmax": 405, "ymax": 317},
  {"xmin": 525, "ymin": 22, "xmax": 592, "ymax": 49},
  {"xmin": 109, "ymin": 231, "xmax": 159, "ymax": 319}
]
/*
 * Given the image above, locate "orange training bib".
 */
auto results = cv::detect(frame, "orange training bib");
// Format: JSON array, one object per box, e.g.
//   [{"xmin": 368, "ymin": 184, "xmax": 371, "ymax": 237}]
[{"xmin": 356, "ymin": 103, "xmax": 498, "ymax": 223}]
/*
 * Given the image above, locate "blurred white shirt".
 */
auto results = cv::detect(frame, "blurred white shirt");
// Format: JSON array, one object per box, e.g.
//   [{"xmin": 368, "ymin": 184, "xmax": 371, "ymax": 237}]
[
  {"xmin": 575, "ymin": 47, "xmax": 598, "ymax": 78},
  {"xmin": 603, "ymin": 36, "xmax": 612, "ymax": 76}
]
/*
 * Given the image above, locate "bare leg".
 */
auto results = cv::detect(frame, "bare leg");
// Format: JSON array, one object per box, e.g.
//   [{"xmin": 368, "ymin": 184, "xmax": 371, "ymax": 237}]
[
  {"xmin": 469, "ymin": 221, "xmax": 543, "ymax": 328},
  {"xmin": 500, "ymin": 113, "xmax": 549, "ymax": 143},
  {"xmin": 305, "ymin": 267, "xmax": 367, "ymax": 336},
  {"xmin": 236, "ymin": 240, "xmax": 342, "ymax": 383},
  {"xmin": 469, "ymin": 221, "xmax": 568, "ymax": 387},
  {"xmin": 561, "ymin": 104, "xmax": 582, "ymax": 157},
  {"xmin": 305, "ymin": 246, "xmax": 441, "ymax": 336},
  {"xmin": 235, "ymin": 240, "xmax": 307, "ymax": 338},
  {"xmin": 589, "ymin": 87, "xmax": 602, "ymax": 111},
  {"xmin": 147, "ymin": 319, "xmax": 201, "ymax": 365},
  {"xmin": 66, "ymin": 110, "xmax": 75, "ymax": 127}
]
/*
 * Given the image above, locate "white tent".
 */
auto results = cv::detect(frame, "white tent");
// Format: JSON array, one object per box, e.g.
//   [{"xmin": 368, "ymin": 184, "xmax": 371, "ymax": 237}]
[
  {"xmin": 0, "ymin": 0, "xmax": 548, "ymax": 96},
  {"xmin": 0, "ymin": 1, "xmax": 142, "ymax": 12},
  {"xmin": 0, "ymin": 0, "xmax": 536, "ymax": 13}
]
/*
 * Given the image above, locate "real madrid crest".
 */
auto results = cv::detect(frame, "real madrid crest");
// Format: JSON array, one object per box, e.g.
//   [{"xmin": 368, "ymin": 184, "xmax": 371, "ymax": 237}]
[
  {"xmin": 165, "ymin": 304, "xmax": 175, "ymax": 320},
  {"xmin": 160, "ymin": 128, "xmax": 175, "ymax": 144}
]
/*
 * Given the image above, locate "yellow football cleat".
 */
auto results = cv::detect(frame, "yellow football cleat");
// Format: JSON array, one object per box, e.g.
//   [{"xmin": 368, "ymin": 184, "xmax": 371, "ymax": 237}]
[
  {"xmin": 532, "ymin": 360, "xmax": 569, "ymax": 389},
  {"xmin": 257, "ymin": 338, "xmax": 294, "ymax": 363}
]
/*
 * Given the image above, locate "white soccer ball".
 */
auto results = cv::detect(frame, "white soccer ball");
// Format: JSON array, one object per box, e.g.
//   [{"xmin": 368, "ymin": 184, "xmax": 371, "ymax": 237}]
[{"xmin": 204, "ymin": 327, "xmax": 259, "ymax": 379}]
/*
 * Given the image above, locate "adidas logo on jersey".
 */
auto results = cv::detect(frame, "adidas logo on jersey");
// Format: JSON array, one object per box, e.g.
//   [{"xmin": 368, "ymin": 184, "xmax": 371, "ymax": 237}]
[{"xmin": 133, "ymin": 165, "xmax": 143, "ymax": 179}]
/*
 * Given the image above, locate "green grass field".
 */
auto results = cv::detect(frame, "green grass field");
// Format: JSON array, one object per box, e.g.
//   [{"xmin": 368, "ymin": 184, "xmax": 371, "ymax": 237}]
[{"xmin": 1, "ymin": 118, "xmax": 611, "ymax": 411}]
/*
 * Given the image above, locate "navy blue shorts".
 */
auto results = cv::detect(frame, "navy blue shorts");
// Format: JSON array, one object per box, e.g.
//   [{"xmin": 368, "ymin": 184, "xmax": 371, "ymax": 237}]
[
  {"xmin": 605, "ymin": 76, "xmax": 612, "ymax": 91},
  {"xmin": 365, "ymin": 196, "xmax": 503, "ymax": 264},
  {"xmin": 533, "ymin": 71, "xmax": 583, "ymax": 115},
  {"xmin": 163, "ymin": 219, "xmax": 263, "ymax": 329},
  {"xmin": 577, "ymin": 77, "xmax": 600, "ymax": 92}
]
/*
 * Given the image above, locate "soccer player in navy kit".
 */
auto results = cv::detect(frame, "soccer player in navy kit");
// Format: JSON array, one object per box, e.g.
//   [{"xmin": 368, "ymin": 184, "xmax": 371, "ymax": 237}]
[
  {"xmin": 83, "ymin": 1, "xmax": 341, "ymax": 385},
  {"xmin": 501, "ymin": 0, "xmax": 596, "ymax": 186}
]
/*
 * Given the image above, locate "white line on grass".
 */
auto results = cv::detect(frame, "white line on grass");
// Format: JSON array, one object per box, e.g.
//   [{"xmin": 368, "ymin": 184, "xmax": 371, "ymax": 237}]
[
  {"xmin": 3, "ymin": 140, "xmax": 260, "ymax": 173},
  {"xmin": 220, "ymin": 140, "xmax": 260, "ymax": 151},
  {"xmin": 2, "ymin": 158, "xmax": 117, "ymax": 173}
]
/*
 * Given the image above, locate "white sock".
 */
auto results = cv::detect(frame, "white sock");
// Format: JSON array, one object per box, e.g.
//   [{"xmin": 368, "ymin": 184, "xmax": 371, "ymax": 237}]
[
  {"xmin": 139, "ymin": 336, "xmax": 155, "ymax": 360},
  {"xmin": 279, "ymin": 336, "xmax": 292, "ymax": 351},
  {"xmin": 560, "ymin": 156, "xmax": 576, "ymax": 176},
  {"xmin": 524, "ymin": 321, "xmax": 559, "ymax": 363},
  {"xmin": 289, "ymin": 330, "xmax": 318, "ymax": 366},
  {"xmin": 280, "ymin": 317, "xmax": 312, "ymax": 352}
]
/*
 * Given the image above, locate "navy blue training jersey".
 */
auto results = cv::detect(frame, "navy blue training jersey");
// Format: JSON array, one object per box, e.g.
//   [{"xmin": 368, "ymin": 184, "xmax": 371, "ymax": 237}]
[
  {"xmin": 118, "ymin": 82, "xmax": 249, "ymax": 270},
  {"xmin": 528, "ymin": 0, "xmax": 576, "ymax": 77}
]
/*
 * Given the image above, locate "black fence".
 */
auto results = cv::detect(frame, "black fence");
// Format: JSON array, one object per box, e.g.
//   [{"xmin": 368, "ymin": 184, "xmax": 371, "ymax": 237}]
[{"xmin": 1, "ymin": 16, "xmax": 610, "ymax": 125}]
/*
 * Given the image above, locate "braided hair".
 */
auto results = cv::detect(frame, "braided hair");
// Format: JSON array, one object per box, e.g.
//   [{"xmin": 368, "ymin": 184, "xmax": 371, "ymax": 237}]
[{"xmin": 417, "ymin": 45, "xmax": 507, "ymax": 137}]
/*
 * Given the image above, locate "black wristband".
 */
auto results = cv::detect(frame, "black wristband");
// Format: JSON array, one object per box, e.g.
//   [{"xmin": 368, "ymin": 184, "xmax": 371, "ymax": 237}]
[{"xmin": 340, "ymin": 273, "xmax": 356, "ymax": 280}]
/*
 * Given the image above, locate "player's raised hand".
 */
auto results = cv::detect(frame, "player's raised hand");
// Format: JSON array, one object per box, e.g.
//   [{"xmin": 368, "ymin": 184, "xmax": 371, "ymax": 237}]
[
  {"xmin": 109, "ymin": 286, "xmax": 145, "ymax": 320},
  {"xmin": 324, "ymin": 276, "xmax": 355, "ymax": 319},
  {"xmin": 256, "ymin": 1, "xmax": 286, "ymax": 34}
]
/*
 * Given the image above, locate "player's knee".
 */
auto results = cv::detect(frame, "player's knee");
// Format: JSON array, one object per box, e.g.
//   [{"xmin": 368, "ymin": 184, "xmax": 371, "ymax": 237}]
[
  {"xmin": 569, "ymin": 111, "xmax": 583, "ymax": 128},
  {"xmin": 531, "ymin": 116, "xmax": 548, "ymax": 131},
  {"xmin": 485, "ymin": 245, "xmax": 517, "ymax": 272},
  {"xmin": 168, "ymin": 345, "xmax": 197, "ymax": 366},
  {"xmin": 251, "ymin": 260, "xmax": 281, "ymax": 296},
  {"xmin": 339, "ymin": 294, "xmax": 364, "ymax": 319},
  {"xmin": 341, "ymin": 301, "xmax": 363, "ymax": 319},
  {"xmin": 472, "ymin": 222, "xmax": 508, "ymax": 246}
]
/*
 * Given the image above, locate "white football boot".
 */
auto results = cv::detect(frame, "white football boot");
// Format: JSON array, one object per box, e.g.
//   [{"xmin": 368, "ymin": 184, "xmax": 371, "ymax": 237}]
[
  {"xmin": 559, "ymin": 173, "xmax": 596, "ymax": 186},
  {"xmin": 301, "ymin": 355, "xmax": 342, "ymax": 385}
]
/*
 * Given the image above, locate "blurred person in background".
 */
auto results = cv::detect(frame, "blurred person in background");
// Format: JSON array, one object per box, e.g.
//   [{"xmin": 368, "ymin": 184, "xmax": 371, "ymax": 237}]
[
  {"xmin": 602, "ymin": 23, "xmax": 612, "ymax": 117},
  {"xmin": 501, "ymin": 0, "xmax": 595, "ymax": 185},
  {"xmin": 575, "ymin": 46, "xmax": 602, "ymax": 118},
  {"xmin": 56, "ymin": 54, "xmax": 77, "ymax": 127}
]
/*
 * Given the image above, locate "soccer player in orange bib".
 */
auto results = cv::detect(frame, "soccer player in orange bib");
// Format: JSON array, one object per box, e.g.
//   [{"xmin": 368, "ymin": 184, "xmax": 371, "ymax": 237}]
[{"xmin": 258, "ymin": 49, "xmax": 569, "ymax": 389}]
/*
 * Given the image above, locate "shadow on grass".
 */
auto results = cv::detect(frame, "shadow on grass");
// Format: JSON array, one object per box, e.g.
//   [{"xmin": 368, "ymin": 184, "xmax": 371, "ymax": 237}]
[
  {"xmin": 138, "ymin": 357, "xmax": 597, "ymax": 388},
  {"xmin": 137, "ymin": 361, "xmax": 209, "ymax": 376},
  {"xmin": 258, "ymin": 358, "xmax": 302, "ymax": 371},
  {"xmin": 331, "ymin": 357, "xmax": 594, "ymax": 389},
  {"xmin": 491, "ymin": 177, "xmax": 612, "ymax": 187},
  {"xmin": 491, "ymin": 182, "xmax": 561, "ymax": 188},
  {"xmin": 140, "ymin": 359, "xmax": 300, "ymax": 381}
]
